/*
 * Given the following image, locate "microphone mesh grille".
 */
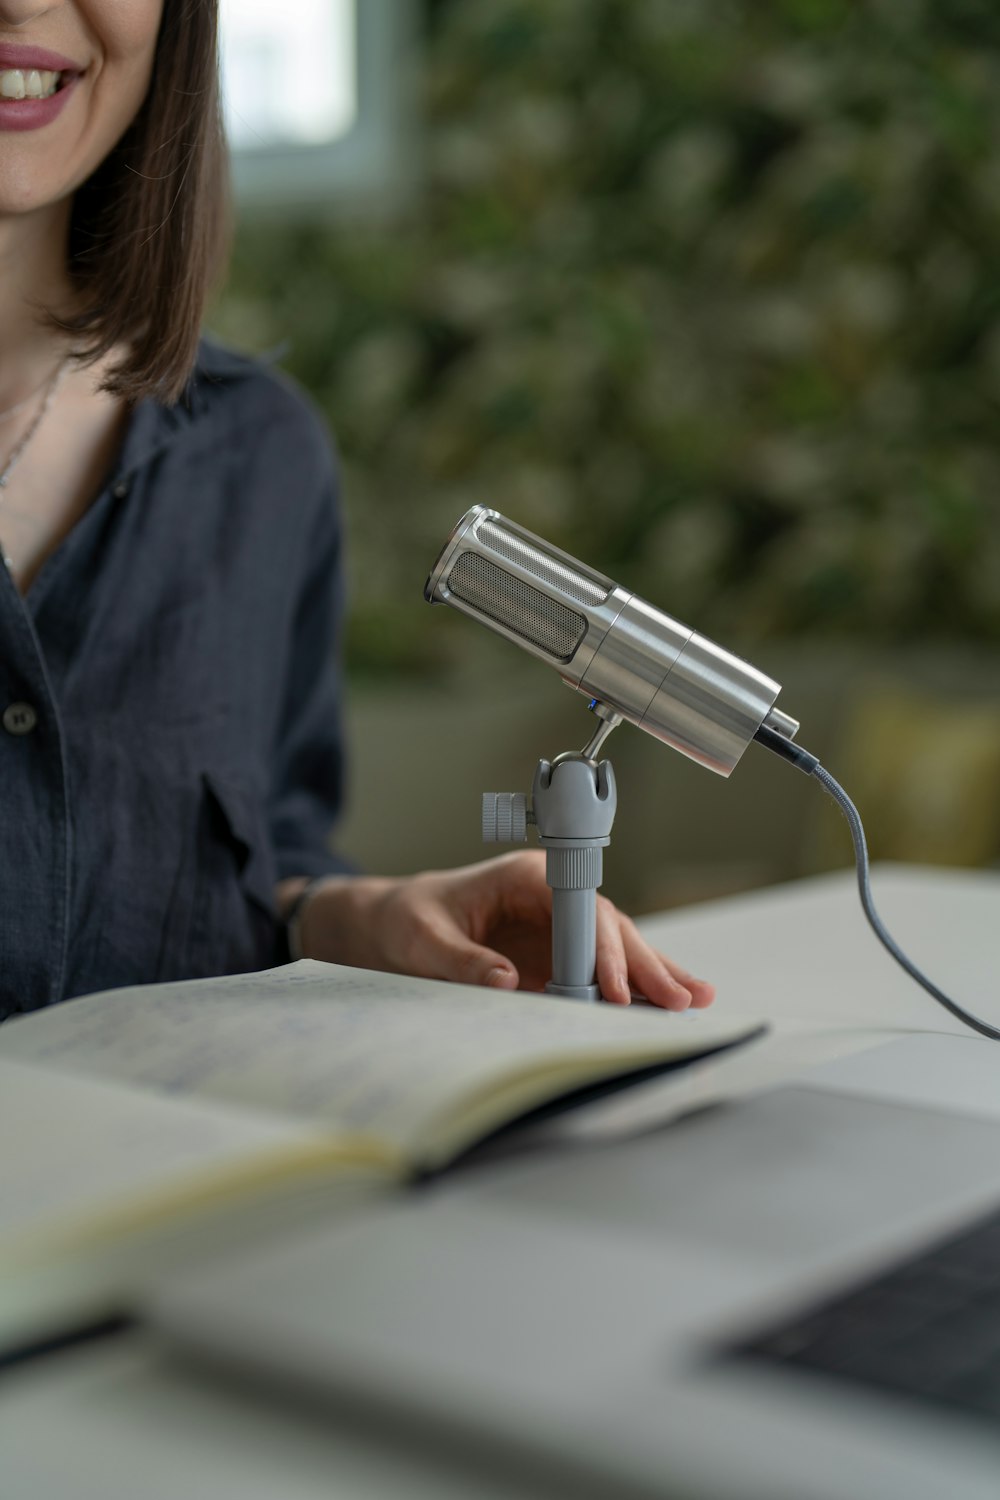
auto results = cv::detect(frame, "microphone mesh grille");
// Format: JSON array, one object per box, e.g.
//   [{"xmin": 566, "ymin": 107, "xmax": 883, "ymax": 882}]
[
  {"xmin": 448, "ymin": 552, "xmax": 587, "ymax": 660},
  {"xmin": 477, "ymin": 519, "xmax": 609, "ymax": 607}
]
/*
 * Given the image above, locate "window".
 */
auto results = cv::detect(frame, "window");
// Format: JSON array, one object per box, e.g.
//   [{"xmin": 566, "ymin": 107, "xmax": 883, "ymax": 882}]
[
  {"xmin": 219, "ymin": 0, "xmax": 416, "ymax": 210},
  {"xmin": 220, "ymin": 0, "xmax": 356, "ymax": 152}
]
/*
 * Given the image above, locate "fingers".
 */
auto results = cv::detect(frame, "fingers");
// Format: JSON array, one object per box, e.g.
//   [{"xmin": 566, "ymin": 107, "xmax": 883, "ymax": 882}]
[
  {"xmin": 594, "ymin": 896, "xmax": 631, "ymax": 1005},
  {"xmin": 597, "ymin": 903, "xmax": 715, "ymax": 1011},
  {"xmin": 620, "ymin": 911, "xmax": 695, "ymax": 1010},
  {"xmin": 663, "ymin": 957, "xmax": 716, "ymax": 1009}
]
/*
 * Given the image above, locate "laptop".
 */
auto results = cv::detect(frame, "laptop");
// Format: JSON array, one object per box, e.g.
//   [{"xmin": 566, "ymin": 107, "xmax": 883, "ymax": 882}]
[{"xmin": 149, "ymin": 1033, "xmax": 1000, "ymax": 1500}]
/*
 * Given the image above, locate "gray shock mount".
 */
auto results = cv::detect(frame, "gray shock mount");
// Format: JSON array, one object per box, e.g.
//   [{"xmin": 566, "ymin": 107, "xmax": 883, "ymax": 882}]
[{"xmin": 481, "ymin": 702, "xmax": 621, "ymax": 1002}]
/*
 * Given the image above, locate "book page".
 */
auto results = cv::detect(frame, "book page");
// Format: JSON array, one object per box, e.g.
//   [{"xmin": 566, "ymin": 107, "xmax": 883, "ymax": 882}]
[
  {"xmin": 0, "ymin": 1057, "xmax": 361, "ymax": 1263},
  {"xmin": 1, "ymin": 963, "xmax": 764, "ymax": 1165}
]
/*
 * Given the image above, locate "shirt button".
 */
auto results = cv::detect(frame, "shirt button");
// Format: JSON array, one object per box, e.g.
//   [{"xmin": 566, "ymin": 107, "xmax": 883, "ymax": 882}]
[
  {"xmin": 113, "ymin": 480, "xmax": 130, "ymax": 499},
  {"xmin": 3, "ymin": 702, "xmax": 38, "ymax": 736}
]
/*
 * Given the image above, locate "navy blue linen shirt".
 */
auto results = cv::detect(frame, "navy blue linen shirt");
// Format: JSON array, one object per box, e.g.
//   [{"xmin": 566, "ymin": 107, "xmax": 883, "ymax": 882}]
[{"xmin": 0, "ymin": 340, "xmax": 348, "ymax": 1021}]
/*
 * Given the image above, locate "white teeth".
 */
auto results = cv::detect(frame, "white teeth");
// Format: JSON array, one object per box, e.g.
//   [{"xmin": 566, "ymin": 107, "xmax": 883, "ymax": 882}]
[{"xmin": 0, "ymin": 69, "xmax": 60, "ymax": 101}]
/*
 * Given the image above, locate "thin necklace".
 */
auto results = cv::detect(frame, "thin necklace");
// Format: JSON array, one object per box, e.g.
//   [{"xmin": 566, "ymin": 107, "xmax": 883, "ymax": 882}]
[
  {"xmin": 0, "ymin": 361, "xmax": 66, "ymax": 425},
  {"xmin": 0, "ymin": 357, "xmax": 69, "ymax": 494}
]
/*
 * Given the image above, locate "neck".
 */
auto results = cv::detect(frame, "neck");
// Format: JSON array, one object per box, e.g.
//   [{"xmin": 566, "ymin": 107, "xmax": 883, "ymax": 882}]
[{"xmin": 0, "ymin": 203, "xmax": 76, "ymax": 406}]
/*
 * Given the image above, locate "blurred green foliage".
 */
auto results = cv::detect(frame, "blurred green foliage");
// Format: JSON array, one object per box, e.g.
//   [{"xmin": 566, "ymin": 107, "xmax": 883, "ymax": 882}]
[{"xmin": 213, "ymin": 0, "xmax": 1000, "ymax": 677}]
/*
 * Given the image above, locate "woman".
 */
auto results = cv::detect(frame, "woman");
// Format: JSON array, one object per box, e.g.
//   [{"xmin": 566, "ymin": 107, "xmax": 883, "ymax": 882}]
[{"xmin": 0, "ymin": 0, "xmax": 714, "ymax": 1021}]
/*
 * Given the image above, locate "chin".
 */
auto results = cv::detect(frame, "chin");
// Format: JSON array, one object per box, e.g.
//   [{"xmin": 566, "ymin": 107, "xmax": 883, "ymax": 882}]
[{"xmin": 0, "ymin": 158, "xmax": 80, "ymax": 218}]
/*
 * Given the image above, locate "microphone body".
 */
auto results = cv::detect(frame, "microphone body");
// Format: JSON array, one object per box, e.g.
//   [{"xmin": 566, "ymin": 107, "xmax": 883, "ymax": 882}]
[{"xmin": 425, "ymin": 507, "xmax": 788, "ymax": 777}]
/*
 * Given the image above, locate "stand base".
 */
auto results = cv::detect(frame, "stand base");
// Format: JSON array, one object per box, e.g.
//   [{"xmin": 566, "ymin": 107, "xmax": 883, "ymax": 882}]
[{"xmin": 545, "ymin": 981, "xmax": 601, "ymax": 1003}]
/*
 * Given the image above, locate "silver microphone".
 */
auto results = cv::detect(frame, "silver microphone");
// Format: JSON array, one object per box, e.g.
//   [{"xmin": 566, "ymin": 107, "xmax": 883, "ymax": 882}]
[{"xmin": 425, "ymin": 505, "xmax": 799, "ymax": 776}]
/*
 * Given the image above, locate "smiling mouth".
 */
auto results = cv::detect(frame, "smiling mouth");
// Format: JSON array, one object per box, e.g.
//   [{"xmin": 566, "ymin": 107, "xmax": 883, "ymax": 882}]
[{"xmin": 0, "ymin": 68, "xmax": 72, "ymax": 101}]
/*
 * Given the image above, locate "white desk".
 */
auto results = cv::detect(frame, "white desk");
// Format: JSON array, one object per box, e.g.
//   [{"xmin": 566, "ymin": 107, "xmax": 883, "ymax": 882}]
[
  {"xmin": 570, "ymin": 861, "xmax": 1000, "ymax": 1138},
  {"xmin": 3, "ymin": 865, "xmax": 999, "ymax": 1500}
]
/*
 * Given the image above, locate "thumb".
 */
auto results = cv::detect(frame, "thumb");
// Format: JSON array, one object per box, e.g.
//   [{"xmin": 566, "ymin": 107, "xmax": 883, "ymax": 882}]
[{"xmin": 426, "ymin": 928, "xmax": 520, "ymax": 991}]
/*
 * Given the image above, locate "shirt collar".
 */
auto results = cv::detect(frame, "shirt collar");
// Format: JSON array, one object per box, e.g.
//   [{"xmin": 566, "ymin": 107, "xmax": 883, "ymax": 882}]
[{"xmin": 111, "ymin": 337, "xmax": 261, "ymax": 485}]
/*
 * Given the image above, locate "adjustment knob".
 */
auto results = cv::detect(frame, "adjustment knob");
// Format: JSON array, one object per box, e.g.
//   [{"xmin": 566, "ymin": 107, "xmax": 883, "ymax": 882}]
[{"xmin": 482, "ymin": 792, "xmax": 528, "ymax": 843}]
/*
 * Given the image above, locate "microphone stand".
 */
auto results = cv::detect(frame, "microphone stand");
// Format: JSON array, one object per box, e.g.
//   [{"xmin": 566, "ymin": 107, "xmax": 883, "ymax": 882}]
[{"xmin": 482, "ymin": 703, "xmax": 621, "ymax": 1001}]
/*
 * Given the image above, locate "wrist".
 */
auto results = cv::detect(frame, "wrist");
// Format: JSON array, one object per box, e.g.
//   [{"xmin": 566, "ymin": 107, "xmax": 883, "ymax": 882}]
[
  {"xmin": 285, "ymin": 874, "xmax": 397, "ymax": 966},
  {"xmin": 284, "ymin": 876, "xmax": 331, "ymax": 961}
]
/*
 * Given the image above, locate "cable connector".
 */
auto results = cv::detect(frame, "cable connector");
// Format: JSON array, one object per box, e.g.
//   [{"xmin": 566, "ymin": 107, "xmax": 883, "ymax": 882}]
[{"xmin": 753, "ymin": 722, "xmax": 820, "ymax": 775}]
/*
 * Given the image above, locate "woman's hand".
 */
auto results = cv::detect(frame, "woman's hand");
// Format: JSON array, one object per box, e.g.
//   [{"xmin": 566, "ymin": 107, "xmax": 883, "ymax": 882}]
[{"xmin": 291, "ymin": 852, "xmax": 715, "ymax": 1011}]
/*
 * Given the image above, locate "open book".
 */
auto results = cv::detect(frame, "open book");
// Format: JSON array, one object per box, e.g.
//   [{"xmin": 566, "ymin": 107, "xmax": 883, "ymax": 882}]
[{"xmin": 0, "ymin": 960, "xmax": 766, "ymax": 1351}]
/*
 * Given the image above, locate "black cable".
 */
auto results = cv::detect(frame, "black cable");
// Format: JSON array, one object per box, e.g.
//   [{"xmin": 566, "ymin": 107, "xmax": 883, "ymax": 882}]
[{"xmin": 753, "ymin": 722, "xmax": 1000, "ymax": 1042}]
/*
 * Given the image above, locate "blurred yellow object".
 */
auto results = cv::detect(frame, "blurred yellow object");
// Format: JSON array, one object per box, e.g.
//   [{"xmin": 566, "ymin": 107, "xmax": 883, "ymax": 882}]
[{"xmin": 812, "ymin": 684, "xmax": 1000, "ymax": 869}]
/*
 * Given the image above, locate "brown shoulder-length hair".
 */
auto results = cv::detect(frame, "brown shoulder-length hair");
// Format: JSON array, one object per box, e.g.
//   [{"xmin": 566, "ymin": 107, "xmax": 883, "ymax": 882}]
[{"xmin": 56, "ymin": 0, "xmax": 229, "ymax": 407}]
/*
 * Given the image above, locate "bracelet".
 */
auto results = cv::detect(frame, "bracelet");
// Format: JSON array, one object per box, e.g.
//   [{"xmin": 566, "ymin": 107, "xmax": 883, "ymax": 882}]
[{"xmin": 284, "ymin": 876, "xmax": 330, "ymax": 962}]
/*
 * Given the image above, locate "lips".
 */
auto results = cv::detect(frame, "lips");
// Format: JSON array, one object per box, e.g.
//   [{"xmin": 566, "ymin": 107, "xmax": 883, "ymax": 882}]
[
  {"xmin": 0, "ymin": 42, "xmax": 84, "ymax": 130},
  {"xmin": 0, "ymin": 44, "xmax": 82, "ymax": 74},
  {"xmin": 0, "ymin": 76, "xmax": 80, "ymax": 132}
]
